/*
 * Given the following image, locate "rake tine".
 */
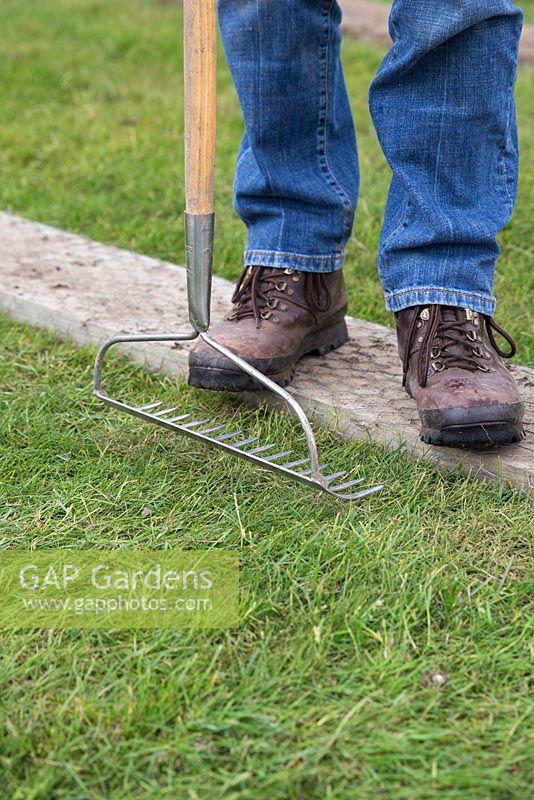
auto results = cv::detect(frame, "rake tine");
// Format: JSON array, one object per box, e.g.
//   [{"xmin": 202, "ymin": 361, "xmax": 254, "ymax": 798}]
[
  {"xmin": 263, "ymin": 450, "xmax": 294, "ymax": 462},
  {"xmin": 298, "ymin": 465, "xmax": 328, "ymax": 476},
  {"xmin": 166, "ymin": 413, "xmax": 193, "ymax": 423},
  {"xmin": 337, "ymin": 484, "xmax": 384, "ymax": 500},
  {"xmin": 181, "ymin": 418, "xmax": 211, "ymax": 429},
  {"xmin": 213, "ymin": 430, "xmax": 242, "ymax": 441},
  {"xmin": 137, "ymin": 401, "xmax": 163, "ymax": 411},
  {"xmin": 282, "ymin": 458, "xmax": 310, "ymax": 469},
  {"xmin": 151, "ymin": 406, "xmax": 180, "ymax": 417},
  {"xmin": 231, "ymin": 436, "xmax": 261, "ymax": 448},
  {"xmin": 324, "ymin": 471, "xmax": 347, "ymax": 483},
  {"xmin": 197, "ymin": 424, "xmax": 227, "ymax": 435},
  {"xmin": 328, "ymin": 477, "xmax": 366, "ymax": 492},
  {"xmin": 246, "ymin": 443, "xmax": 277, "ymax": 455}
]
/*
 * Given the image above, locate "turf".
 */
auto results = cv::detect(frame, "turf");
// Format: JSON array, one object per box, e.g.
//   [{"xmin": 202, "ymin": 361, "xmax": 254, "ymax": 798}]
[
  {"xmin": 0, "ymin": 2, "xmax": 533, "ymax": 798},
  {"xmin": 1, "ymin": 318, "xmax": 533, "ymax": 800}
]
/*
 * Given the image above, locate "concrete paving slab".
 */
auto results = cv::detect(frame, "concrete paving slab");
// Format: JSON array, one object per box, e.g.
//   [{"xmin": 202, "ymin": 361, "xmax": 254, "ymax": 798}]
[{"xmin": 1, "ymin": 211, "xmax": 532, "ymax": 491}]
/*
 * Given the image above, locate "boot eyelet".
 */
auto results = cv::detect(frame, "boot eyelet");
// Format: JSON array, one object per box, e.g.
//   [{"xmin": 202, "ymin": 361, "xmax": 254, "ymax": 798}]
[
  {"xmin": 267, "ymin": 298, "xmax": 279, "ymax": 309},
  {"xmin": 467, "ymin": 330, "xmax": 477, "ymax": 342},
  {"xmin": 260, "ymin": 309, "xmax": 272, "ymax": 320},
  {"xmin": 287, "ymin": 288, "xmax": 294, "ymax": 296},
  {"xmin": 416, "ymin": 320, "xmax": 423, "ymax": 329},
  {"xmin": 432, "ymin": 360, "xmax": 445, "ymax": 372},
  {"xmin": 292, "ymin": 275, "xmax": 300, "ymax": 282},
  {"xmin": 472, "ymin": 345, "xmax": 484, "ymax": 358},
  {"xmin": 420, "ymin": 308, "xmax": 430, "ymax": 321},
  {"xmin": 283, "ymin": 269, "xmax": 294, "ymax": 275},
  {"xmin": 430, "ymin": 346, "xmax": 441, "ymax": 359},
  {"xmin": 477, "ymin": 364, "xmax": 490, "ymax": 372},
  {"xmin": 275, "ymin": 281, "xmax": 288, "ymax": 291},
  {"xmin": 272, "ymin": 316, "xmax": 279, "ymax": 324},
  {"xmin": 280, "ymin": 304, "xmax": 287, "ymax": 311}
]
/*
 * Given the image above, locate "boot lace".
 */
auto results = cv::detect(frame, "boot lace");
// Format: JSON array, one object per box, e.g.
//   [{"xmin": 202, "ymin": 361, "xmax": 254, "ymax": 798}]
[
  {"xmin": 403, "ymin": 305, "xmax": 516, "ymax": 388},
  {"xmin": 229, "ymin": 266, "xmax": 332, "ymax": 328}
]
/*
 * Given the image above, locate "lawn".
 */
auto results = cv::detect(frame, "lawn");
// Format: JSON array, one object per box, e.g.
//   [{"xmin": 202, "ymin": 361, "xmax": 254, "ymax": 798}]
[{"xmin": 0, "ymin": 2, "xmax": 533, "ymax": 799}]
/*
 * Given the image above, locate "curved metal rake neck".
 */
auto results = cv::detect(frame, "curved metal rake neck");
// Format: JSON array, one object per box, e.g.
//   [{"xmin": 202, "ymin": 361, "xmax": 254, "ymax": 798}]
[{"xmin": 199, "ymin": 332, "xmax": 326, "ymax": 486}]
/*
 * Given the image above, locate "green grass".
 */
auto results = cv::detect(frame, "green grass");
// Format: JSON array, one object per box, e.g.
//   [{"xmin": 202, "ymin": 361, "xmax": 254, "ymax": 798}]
[
  {"xmin": 1, "ymin": 317, "xmax": 533, "ymax": 800},
  {"xmin": 519, "ymin": 0, "xmax": 534, "ymax": 22},
  {"xmin": 0, "ymin": 2, "xmax": 533, "ymax": 798}
]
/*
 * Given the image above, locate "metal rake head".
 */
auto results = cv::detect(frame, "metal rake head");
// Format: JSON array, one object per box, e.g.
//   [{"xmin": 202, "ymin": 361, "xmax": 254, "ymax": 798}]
[{"xmin": 93, "ymin": 331, "xmax": 384, "ymax": 502}]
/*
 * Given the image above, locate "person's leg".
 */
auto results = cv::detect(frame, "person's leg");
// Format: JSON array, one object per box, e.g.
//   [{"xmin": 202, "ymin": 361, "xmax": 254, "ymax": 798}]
[
  {"xmin": 218, "ymin": 0, "xmax": 358, "ymax": 273},
  {"xmin": 369, "ymin": 0, "xmax": 523, "ymax": 314},
  {"xmin": 369, "ymin": 0, "xmax": 525, "ymax": 447},
  {"xmin": 190, "ymin": 1, "xmax": 359, "ymax": 390}
]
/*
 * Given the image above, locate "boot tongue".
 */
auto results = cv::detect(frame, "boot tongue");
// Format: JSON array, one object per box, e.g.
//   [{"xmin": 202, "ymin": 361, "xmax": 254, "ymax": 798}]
[
  {"xmin": 434, "ymin": 306, "xmax": 474, "ymax": 358},
  {"xmin": 439, "ymin": 306, "xmax": 465, "ymax": 325}
]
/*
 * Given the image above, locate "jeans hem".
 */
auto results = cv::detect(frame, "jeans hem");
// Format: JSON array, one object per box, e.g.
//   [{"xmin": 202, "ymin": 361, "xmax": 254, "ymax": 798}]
[
  {"xmin": 385, "ymin": 287, "xmax": 496, "ymax": 316},
  {"xmin": 244, "ymin": 248, "xmax": 344, "ymax": 273}
]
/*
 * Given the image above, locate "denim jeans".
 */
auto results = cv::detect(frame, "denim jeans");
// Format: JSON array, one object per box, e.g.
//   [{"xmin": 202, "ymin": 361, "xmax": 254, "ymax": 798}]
[{"xmin": 217, "ymin": 0, "xmax": 523, "ymax": 314}]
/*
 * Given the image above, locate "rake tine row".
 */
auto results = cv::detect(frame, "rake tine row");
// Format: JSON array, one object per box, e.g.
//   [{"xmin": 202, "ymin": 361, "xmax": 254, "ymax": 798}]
[
  {"xmin": 110, "ymin": 397, "xmax": 382, "ymax": 501},
  {"xmin": 187, "ymin": 415, "xmax": 381, "ymax": 497}
]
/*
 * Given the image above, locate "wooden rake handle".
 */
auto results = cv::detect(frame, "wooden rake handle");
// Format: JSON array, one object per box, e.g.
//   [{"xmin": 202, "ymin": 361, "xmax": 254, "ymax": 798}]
[
  {"xmin": 183, "ymin": 0, "xmax": 217, "ymax": 332},
  {"xmin": 183, "ymin": 0, "xmax": 217, "ymax": 215}
]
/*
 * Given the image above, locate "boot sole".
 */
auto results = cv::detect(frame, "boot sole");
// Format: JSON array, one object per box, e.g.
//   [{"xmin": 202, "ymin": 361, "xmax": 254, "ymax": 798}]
[
  {"xmin": 406, "ymin": 387, "xmax": 525, "ymax": 449},
  {"xmin": 188, "ymin": 319, "xmax": 349, "ymax": 391},
  {"xmin": 420, "ymin": 421, "xmax": 525, "ymax": 449}
]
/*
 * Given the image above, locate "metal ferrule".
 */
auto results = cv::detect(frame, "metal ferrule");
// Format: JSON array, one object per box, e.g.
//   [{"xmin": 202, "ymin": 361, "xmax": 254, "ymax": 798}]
[{"xmin": 184, "ymin": 212, "xmax": 214, "ymax": 332}]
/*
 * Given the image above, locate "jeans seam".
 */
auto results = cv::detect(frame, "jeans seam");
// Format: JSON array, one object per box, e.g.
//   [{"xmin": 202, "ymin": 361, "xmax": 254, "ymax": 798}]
[
  {"xmin": 245, "ymin": 248, "xmax": 343, "ymax": 261},
  {"xmin": 249, "ymin": 1, "xmax": 286, "ymax": 245},
  {"xmin": 386, "ymin": 286, "xmax": 494, "ymax": 301},
  {"xmin": 499, "ymin": 69, "xmax": 518, "ymax": 215},
  {"xmin": 318, "ymin": 0, "xmax": 354, "ymax": 241}
]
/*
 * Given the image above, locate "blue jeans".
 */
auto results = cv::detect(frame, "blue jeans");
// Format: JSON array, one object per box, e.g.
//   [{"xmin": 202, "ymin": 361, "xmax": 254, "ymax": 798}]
[{"xmin": 217, "ymin": 0, "xmax": 523, "ymax": 315}]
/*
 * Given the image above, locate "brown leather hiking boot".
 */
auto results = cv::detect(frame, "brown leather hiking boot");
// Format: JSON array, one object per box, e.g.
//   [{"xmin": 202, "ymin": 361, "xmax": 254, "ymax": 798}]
[
  {"xmin": 188, "ymin": 266, "xmax": 348, "ymax": 390},
  {"xmin": 396, "ymin": 305, "xmax": 525, "ymax": 448}
]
